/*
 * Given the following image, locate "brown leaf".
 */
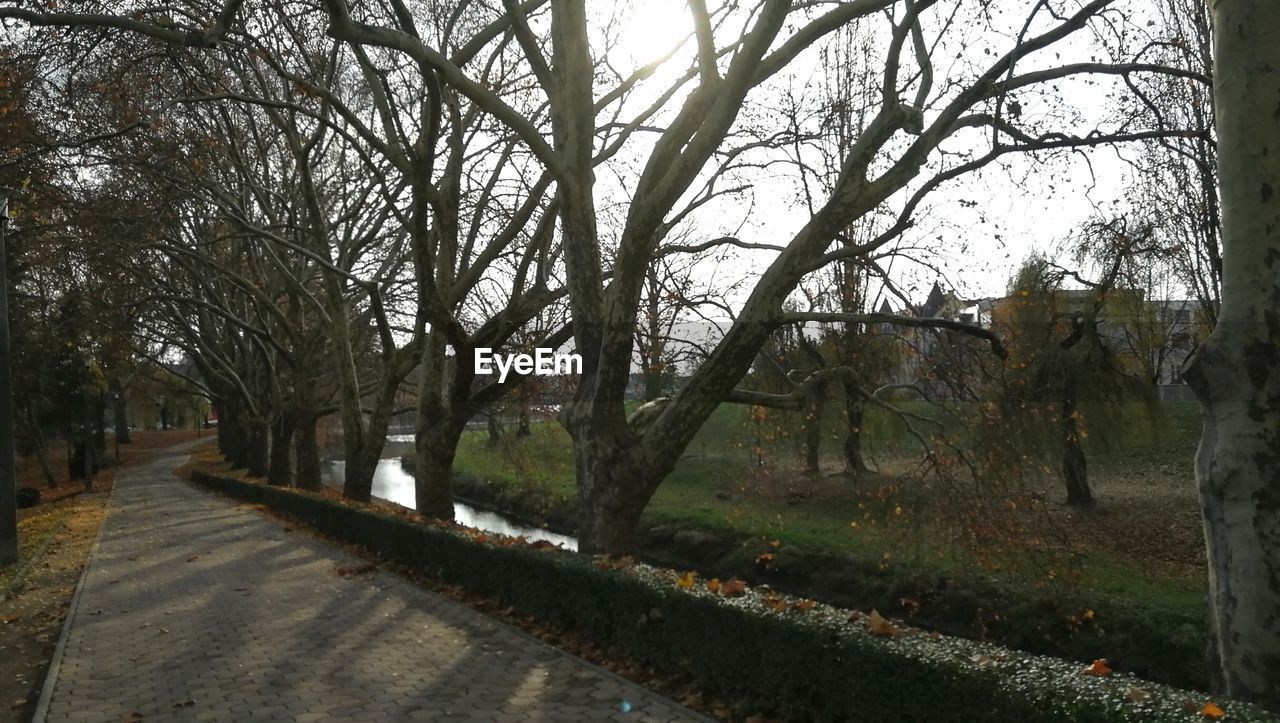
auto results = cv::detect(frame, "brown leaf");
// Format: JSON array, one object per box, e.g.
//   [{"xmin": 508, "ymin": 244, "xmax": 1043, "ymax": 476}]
[
  {"xmin": 1200, "ymin": 702, "xmax": 1226, "ymax": 719},
  {"xmin": 1125, "ymin": 687, "xmax": 1152, "ymax": 703},
  {"xmin": 718, "ymin": 578, "xmax": 747, "ymax": 597},
  {"xmin": 1083, "ymin": 659, "xmax": 1113, "ymax": 677},
  {"xmin": 866, "ymin": 609, "xmax": 903, "ymax": 637}
]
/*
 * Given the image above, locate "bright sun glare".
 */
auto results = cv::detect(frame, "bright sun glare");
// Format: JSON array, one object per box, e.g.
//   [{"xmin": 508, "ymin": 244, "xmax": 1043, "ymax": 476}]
[{"xmin": 611, "ymin": 0, "xmax": 695, "ymax": 68}]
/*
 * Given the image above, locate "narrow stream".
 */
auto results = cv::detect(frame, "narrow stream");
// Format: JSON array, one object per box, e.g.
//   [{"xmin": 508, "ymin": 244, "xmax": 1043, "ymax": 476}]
[{"xmin": 320, "ymin": 458, "xmax": 578, "ymax": 551}]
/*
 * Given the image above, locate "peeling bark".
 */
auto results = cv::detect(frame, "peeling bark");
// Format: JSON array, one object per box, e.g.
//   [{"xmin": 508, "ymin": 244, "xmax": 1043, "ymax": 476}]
[{"xmin": 1184, "ymin": 0, "xmax": 1280, "ymax": 709}]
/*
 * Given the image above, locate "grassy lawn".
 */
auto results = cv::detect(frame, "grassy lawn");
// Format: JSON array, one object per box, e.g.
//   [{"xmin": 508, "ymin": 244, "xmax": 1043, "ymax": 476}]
[{"xmin": 454, "ymin": 401, "xmax": 1206, "ymax": 616}]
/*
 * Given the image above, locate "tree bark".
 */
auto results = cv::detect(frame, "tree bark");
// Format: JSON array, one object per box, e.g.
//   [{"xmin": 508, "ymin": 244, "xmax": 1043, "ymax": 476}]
[
  {"xmin": 802, "ymin": 384, "xmax": 824, "ymax": 476},
  {"xmin": 1183, "ymin": 0, "xmax": 1280, "ymax": 709},
  {"xmin": 842, "ymin": 382, "xmax": 870, "ymax": 476},
  {"xmin": 293, "ymin": 397, "xmax": 322, "ymax": 492},
  {"xmin": 94, "ymin": 391, "xmax": 106, "ymax": 452},
  {"xmin": 24, "ymin": 403, "xmax": 56, "ymax": 489},
  {"xmin": 222, "ymin": 397, "xmax": 252, "ymax": 470},
  {"xmin": 1061, "ymin": 393, "xmax": 1093, "ymax": 507},
  {"xmin": 517, "ymin": 404, "xmax": 531, "ymax": 437},
  {"xmin": 414, "ymin": 419, "xmax": 463, "ymax": 520},
  {"xmin": 571, "ymin": 427, "xmax": 652, "ymax": 554},
  {"xmin": 268, "ymin": 413, "xmax": 294, "ymax": 486},
  {"xmin": 113, "ymin": 388, "xmax": 130, "ymax": 444},
  {"xmin": 486, "ymin": 412, "xmax": 501, "ymax": 448},
  {"xmin": 246, "ymin": 416, "xmax": 269, "ymax": 478},
  {"xmin": 341, "ymin": 378, "xmax": 401, "ymax": 502}
]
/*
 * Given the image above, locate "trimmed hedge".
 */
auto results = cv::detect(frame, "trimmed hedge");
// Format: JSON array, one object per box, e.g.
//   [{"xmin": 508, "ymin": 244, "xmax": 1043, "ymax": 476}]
[{"xmin": 190, "ymin": 471, "xmax": 1277, "ymax": 723}]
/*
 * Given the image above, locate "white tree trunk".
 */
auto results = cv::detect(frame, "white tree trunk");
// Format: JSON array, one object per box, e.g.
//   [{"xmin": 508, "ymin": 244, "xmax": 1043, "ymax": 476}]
[{"xmin": 1185, "ymin": 0, "xmax": 1280, "ymax": 709}]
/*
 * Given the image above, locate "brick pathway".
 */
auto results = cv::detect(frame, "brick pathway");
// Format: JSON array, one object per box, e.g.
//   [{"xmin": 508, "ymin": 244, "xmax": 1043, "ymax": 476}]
[{"xmin": 36, "ymin": 449, "xmax": 708, "ymax": 722}]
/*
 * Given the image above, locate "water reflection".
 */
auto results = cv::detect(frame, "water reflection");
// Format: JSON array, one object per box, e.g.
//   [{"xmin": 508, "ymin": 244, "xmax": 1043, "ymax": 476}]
[{"xmin": 320, "ymin": 458, "xmax": 577, "ymax": 551}]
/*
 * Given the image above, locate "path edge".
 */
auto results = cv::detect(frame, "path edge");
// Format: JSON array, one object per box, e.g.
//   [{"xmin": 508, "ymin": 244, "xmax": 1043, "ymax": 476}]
[{"xmin": 31, "ymin": 454, "xmax": 188, "ymax": 723}]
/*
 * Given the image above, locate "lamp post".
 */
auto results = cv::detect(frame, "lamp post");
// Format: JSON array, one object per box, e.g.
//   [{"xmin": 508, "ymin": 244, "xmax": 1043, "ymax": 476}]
[{"xmin": 0, "ymin": 187, "xmax": 18, "ymax": 565}]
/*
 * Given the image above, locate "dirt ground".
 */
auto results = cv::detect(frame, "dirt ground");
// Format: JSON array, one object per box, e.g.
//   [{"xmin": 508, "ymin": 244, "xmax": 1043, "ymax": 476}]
[{"xmin": 0, "ymin": 430, "xmax": 212, "ymax": 723}]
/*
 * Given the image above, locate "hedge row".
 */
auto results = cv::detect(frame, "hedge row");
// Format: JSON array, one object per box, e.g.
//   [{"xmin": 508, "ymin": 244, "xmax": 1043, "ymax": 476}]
[{"xmin": 189, "ymin": 471, "xmax": 1276, "ymax": 723}]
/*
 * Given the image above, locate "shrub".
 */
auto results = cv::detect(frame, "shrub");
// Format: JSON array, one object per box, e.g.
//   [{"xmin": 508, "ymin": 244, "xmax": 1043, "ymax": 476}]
[{"xmin": 189, "ymin": 471, "xmax": 1276, "ymax": 723}]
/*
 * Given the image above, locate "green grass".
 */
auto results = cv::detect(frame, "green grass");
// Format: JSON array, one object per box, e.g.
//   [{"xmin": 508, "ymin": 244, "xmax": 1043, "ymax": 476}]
[{"xmin": 455, "ymin": 401, "xmax": 1205, "ymax": 607}]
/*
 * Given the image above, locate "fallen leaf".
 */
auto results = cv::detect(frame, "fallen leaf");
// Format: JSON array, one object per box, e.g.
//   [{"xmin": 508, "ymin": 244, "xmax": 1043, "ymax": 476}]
[
  {"xmin": 675, "ymin": 572, "xmax": 696, "ymax": 590},
  {"xmin": 335, "ymin": 563, "xmax": 377, "ymax": 577},
  {"xmin": 122, "ymin": 713, "xmax": 143, "ymax": 722},
  {"xmin": 866, "ymin": 610, "xmax": 903, "ymax": 637},
  {"xmin": 791, "ymin": 599, "xmax": 816, "ymax": 612},
  {"xmin": 1, "ymin": 615, "xmax": 19, "ymax": 624},
  {"xmin": 1125, "ymin": 687, "xmax": 1152, "ymax": 703},
  {"xmin": 706, "ymin": 578, "xmax": 721, "ymax": 594},
  {"xmin": 1083, "ymin": 659, "xmax": 1113, "ymax": 677},
  {"xmin": 1200, "ymin": 702, "xmax": 1226, "ymax": 719},
  {"xmin": 9, "ymin": 699, "xmax": 26, "ymax": 710},
  {"xmin": 971, "ymin": 654, "xmax": 996, "ymax": 668},
  {"xmin": 718, "ymin": 578, "xmax": 747, "ymax": 597}
]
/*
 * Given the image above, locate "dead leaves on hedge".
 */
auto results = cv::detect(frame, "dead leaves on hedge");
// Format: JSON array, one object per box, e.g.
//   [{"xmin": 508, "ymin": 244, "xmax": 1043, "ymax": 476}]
[
  {"xmin": 718, "ymin": 578, "xmax": 747, "ymax": 597},
  {"xmin": 1125, "ymin": 687, "xmax": 1152, "ymax": 703},
  {"xmin": 1083, "ymin": 658, "xmax": 1113, "ymax": 677},
  {"xmin": 1199, "ymin": 701, "xmax": 1227, "ymax": 719},
  {"xmin": 591, "ymin": 555, "xmax": 635, "ymax": 571},
  {"xmin": 866, "ymin": 609, "xmax": 904, "ymax": 637}
]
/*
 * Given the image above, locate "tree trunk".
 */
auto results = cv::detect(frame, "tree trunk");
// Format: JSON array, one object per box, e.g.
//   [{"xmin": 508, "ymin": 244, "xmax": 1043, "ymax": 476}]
[
  {"xmin": 113, "ymin": 388, "xmax": 130, "ymax": 444},
  {"xmin": 843, "ymin": 382, "xmax": 870, "ymax": 476},
  {"xmin": 24, "ymin": 403, "xmax": 57, "ymax": 489},
  {"xmin": 576, "ymin": 455, "xmax": 649, "ymax": 554},
  {"xmin": 566, "ymin": 414, "xmax": 669, "ymax": 554},
  {"xmin": 223, "ymin": 400, "xmax": 248, "ymax": 469},
  {"xmin": 802, "ymin": 385, "xmax": 824, "ymax": 476},
  {"xmin": 268, "ymin": 413, "xmax": 294, "ymax": 486},
  {"xmin": 293, "ymin": 412, "xmax": 322, "ymax": 492},
  {"xmin": 414, "ymin": 420, "xmax": 463, "ymax": 520},
  {"xmin": 214, "ymin": 399, "xmax": 227, "ymax": 455},
  {"xmin": 246, "ymin": 417, "xmax": 269, "ymax": 478},
  {"xmin": 94, "ymin": 391, "xmax": 106, "ymax": 452},
  {"xmin": 486, "ymin": 412, "xmax": 501, "ymax": 448},
  {"xmin": 517, "ymin": 404, "xmax": 531, "ymax": 437},
  {"xmin": 1061, "ymin": 378, "xmax": 1093, "ymax": 507},
  {"xmin": 1182, "ymin": 1, "xmax": 1280, "ymax": 708},
  {"xmin": 342, "ymin": 380, "xmax": 400, "ymax": 502}
]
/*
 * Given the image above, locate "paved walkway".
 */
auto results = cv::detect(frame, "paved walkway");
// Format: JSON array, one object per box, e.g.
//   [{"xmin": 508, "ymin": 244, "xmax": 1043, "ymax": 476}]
[{"xmin": 37, "ymin": 449, "xmax": 707, "ymax": 722}]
